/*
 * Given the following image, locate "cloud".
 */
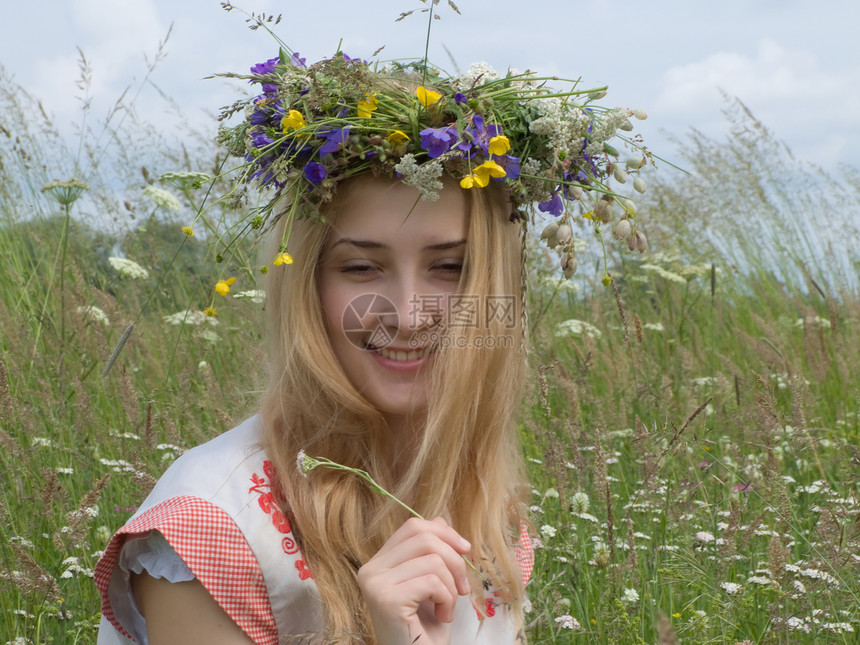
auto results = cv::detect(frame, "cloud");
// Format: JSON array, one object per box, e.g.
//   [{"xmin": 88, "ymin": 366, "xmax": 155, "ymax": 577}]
[{"xmin": 653, "ymin": 38, "xmax": 860, "ymax": 167}]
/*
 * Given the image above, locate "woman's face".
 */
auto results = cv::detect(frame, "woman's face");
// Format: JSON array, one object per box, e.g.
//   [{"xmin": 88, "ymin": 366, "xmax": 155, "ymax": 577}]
[{"xmin": 318, "ymin": 178, "xmax": 468, "ymax": 425}]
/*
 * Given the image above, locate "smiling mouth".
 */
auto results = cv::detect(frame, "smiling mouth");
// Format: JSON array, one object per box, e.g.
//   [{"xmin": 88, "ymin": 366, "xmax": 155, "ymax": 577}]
[{"xmin": 371, "ymin": 346, "xmax": 433, "ymax": 361}]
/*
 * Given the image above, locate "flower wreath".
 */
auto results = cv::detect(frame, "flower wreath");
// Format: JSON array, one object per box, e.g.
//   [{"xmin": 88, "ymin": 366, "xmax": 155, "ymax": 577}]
[{"xmin": 217, "ymin": 11, "xmax": 655, "ymax": 283}]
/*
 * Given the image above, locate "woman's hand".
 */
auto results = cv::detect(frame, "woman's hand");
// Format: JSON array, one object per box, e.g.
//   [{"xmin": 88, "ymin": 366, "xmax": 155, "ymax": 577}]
[{"xmin": 357, "ymin": 517, "xmax": 472, "ymax": 645}]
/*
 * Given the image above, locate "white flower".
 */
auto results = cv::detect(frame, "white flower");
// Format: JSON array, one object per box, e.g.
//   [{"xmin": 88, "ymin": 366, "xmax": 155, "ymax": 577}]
[
  {"xmin": 554, "ymin": 615, "xmax": 581, "ymax": 630},
  {"xmin": 393, "ymin": 154, "xmax": 443, "ymax": 201},
  {"xmin": 233, "ymin": 289, "xmax": 266, "ymax": 304},
  {"xmin": 454, "ymin": 61, "xmax": 500, "ymax": 91},
  {"xmin": 642, "ymin": 322, "xmax": 664, "ymax": 332},
  {"xmin": 640, "ymin": 263, "xmax": 687, "ymax": 284},
  {"xmin": 540, "ymin": 524, "xmax": 557, "ymax": 539},
  {"xmin": 163, "ymin": 309, "xmax": 214, "ymax": 326},
  {"xmin": 556, "ymin": 319, "xmax": 601, "ymax": 339},
  {"xmin": 786, "ymin": 616, "xmax": 811, "ymax": 633},
  {"xmin": 570, "ymin": 492, "xmax": 590, "ymax": 514},
  {"xmin": 76, "ymin": 305, "xmax": 110, "ymax": 326},
  {"xmin": 32, "ymin": 437, "xmax": 53, "ymax": 447},
  {"xmin": 720, "ymin": 581, "xmax": 742, "ymax": 595},
  {"xmin": 143, "ymin": 185, "xmax": 181, "ymax": 211},
  {"xmin": 694, "ymin": 531, "xmax": 715, "ymax": 544},
  {"xmin": 108, "ymin": 256, "xmax": 149, "ymax": 280},
  {"xmin": 747, "ymin": 575, "xmax": 773, "ymax": 586},
  {"xmin": 621, "ymin": 588, "xmax": 639, "ymax": 604}
]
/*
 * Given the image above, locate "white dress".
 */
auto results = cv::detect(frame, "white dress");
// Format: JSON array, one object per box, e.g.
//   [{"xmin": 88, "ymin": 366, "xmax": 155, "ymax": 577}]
[{"xmin": 94, "ymin": 415, "xmax": 533, "ymax": 644}]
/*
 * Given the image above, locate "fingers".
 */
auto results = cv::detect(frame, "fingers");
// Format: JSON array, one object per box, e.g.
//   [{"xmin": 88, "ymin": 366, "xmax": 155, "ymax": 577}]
[{"xmin": 358, "ymin": 517, "xmax": 473, "ymax": 635}]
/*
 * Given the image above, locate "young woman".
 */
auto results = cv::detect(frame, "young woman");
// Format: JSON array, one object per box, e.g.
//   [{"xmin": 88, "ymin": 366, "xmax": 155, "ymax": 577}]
[{"xmin": 95, "ymin": 34, "xmax": 650, "ymax": 645}]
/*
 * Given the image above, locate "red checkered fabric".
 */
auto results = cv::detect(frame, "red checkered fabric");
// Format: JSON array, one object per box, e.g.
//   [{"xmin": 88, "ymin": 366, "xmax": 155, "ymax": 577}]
[
  {"xmin": 515, "ymin": 522, "xmax": 534, "ymax": 588},
  {"xmin": 94, "ymin": 496, "xmax": 278, "ymax": 644}
]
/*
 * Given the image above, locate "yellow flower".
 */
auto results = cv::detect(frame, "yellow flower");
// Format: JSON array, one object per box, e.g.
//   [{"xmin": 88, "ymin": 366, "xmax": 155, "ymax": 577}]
[
  {"xmin": 460, "ymin": 160, "xmax": 507, "ymax": 190},
  {"xmin": 488, "ymin": 135, "xmax": 510, "ymax": 156},
  {"xmin": 273, "ymin": 252, "xmax": 294, "ymax": 266},
  {"xmin": 387, "ymin": 130, "xmax": 410, "ymax": 144},
  {"xmin": 181, "ymin": 226, "xmax": 194, "ymax": 237},
  {"xmin": 282, "ymin": 109, "xmax": 307, "ymax": 132},
  {"xmin": 203, "ymin": 307, "xmax": 217, "ymax": 317},
  {"xmin": 672, "ymin": 613, "xmax": 681, "ymax": 619},
  {"xmin": 215, "ymin": 277, "xmax": 236, "ymax": 296},
  {"xmin": 357, "ymin": 92, "xmax": 378, "ymax": 118},
  {"xmin": 415, "ymin": 86, "xmax": 442, "ymax": 107}
]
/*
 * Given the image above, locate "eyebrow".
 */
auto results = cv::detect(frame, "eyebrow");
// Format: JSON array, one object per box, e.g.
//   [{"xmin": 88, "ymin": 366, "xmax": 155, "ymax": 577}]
[{"xmin": 330, "ymin": 238, "xmax": 466, "ymax": 251}]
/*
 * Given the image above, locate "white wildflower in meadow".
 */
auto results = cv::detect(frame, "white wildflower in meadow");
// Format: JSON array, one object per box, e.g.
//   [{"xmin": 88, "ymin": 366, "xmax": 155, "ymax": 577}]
[
  {"xmin": 197, "ymin": 328, "xmax": 221, "ymax": 344},
  {"xmin": 747, "ymin": 575, "xmax": 773, "ymax": 586},
  {"xmin": 7, "ymin": 637, "xmax": 29, "ymax": 645},
  {"xmin": 639, "ymin": 263, "xmax": 687, "ymax": 285},
  {"xmin": 694, "ymin": 531, "xmax": 715, "ymax": 545},
  {"xmin": 794, "ymin": 315, "xmax": 831, "ymax": 330},
  {"xmin": 8, "ymin": 536, "xmax": 34, "ymax": 549},
  {"xmin": 540, "ymin": 275, "xmax": 579, "ymax": 295},
  {"xmin": 720, "ymin": 581, "xmax": 742, "ymax": 595},
  {"xmin": 554, "ymin": 615, "xmax": 581, "ymax": 630},
  {"xmin": 556, "ymin": 319, "xmax": 602, "ymax": 339},
  {"xmin": 792, "ymin": 579, "xmax": 807, "ymax": 594},
  {"xmin": 642, "ymin": 322, "xmax": 664, "ymax": 332},
  {"xmin": 163, "ymin": 309, "xmax": 215, "ymax": 326},
  {"xmin": 108, "ymin": 256, "xmax": 150, "ymax": 280},
  {"xmin": 143, "ymin": 185, "xmax": 181, "ymax": 212},
  {"xmin": 821, "ymin": 622, "xmax": 854, "ymax": 634},
  {"xmin": 95, "ymin": 525, "xmax": 112, "ymax": 543},
  {"xmin": 786, "ymin": 616, "xmax": 811, "ymax": 633},
  {"xmin": 76, "ymin": 305, "xmax": 110, "ymax": 326},
  {"xmin": 570, "ymin": 491, "xmax": 590, "ymax": 513},
  {"xmin": 798, "ymin": 567, "xmax": 839, "ymax": 586},
  {"xmin": 56, "ymin": 467, "xmax": 74, "ymax": 474},
  {"xmin": 540, "ymin": 524, "xmax": 557, "ymax": 539},
  {"xmin": 233, "ymin": 289, "xmax": 266, "ymax": 304},
  {"xmin": 32, "ymin": 437, "xmax": 53, "ymax": 447},
  {"xmin": 621, "ymin": 588, "xmax": 639, "ymax": 604},
  {"xmin": 573, "ymin": 512, "xmax": 599, "ymax": 523},
  {"xmin": 542, "ymin": 488, "xmax": 560, "ymax": 500}
]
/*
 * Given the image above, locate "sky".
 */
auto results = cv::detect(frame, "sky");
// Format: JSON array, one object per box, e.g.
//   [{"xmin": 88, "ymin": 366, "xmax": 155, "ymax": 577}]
[{"xmin": 1, "ymin": 0, "xmax": 859, "ymax": 175}]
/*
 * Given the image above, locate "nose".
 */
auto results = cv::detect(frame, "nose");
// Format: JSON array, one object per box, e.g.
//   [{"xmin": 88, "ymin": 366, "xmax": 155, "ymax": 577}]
[{"xmin": 377, "ymin": 278, "xmax": 446, "ymax": 337}]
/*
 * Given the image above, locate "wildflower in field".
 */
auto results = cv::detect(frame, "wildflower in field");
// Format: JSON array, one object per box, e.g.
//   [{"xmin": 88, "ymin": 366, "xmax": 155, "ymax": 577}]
[
  {"xmin": 570, "ymin": 491, "xmax": 590, "ymax": 513},
  {"xmin": 163, "ymin": 309, "xmax": 214, "ymax": 326},
  {"xmin": 76, "ymin": 305, "xmax": 110, "ymax": 326},
  {"xmin": 215, "ymin": 277, "xmax": 237, "ymax": 296},
  {"xmin": 539, "ymin": 524, "xmax": 557, "ymax": 539},
  {"xmin": 56, "ymin": 467, "xmax": 74, "ymax": 474},
  {"xmin": 108, "ymin": 256, "xmax": 150, "ymax": 280},
  {"xmin": 32, "ymin": 437, "xmax": 53, "ymax": 447},
  {"xmin": 95, "ymin": 525, "xmax": 112, "ymax": 543},
  {"xmin": 554, "ymin": 615, "xmax": 581, "ymax": 630},
  {"xmin": 786, "ymin": 617, "xmax": 811, "ymax": 633},
  {"xmin": 234, "ymin": 290, "xmax": 266, "ymax": 304},
  {"xmin": 143, "ymin": 185, "xmax": 181, "ymax": 212},
  {"xmin": 159, "ymin": 171, "xmax": 212, "ymax": 191},
  {"xmin": 274, "ymin": 252, "xmax": 293, "ymax": 266},
  {"xmin": 592, "ymin": 541, "xmax": 610, "ymax": 567},
  {"xmin": 621, "ymin": 588, "xmax": 639, "ymax": 604},
  {"xmin": 204, "ymin": 307, "xmax": 217, "ymax": 317},
  {"xmin": 640, "ymin": 263, "xmax": 686, "ymax": 284},
  {"xmin": 746, "ymin": 575, "xmax": 773, "ymax": 586},
  {"xmin": 181, "ymin": 226, "xmax": 194, "ymax": 237},
  {"xmin": 41, "ymin": 177, "xmax": 89, "ymax": 206},
  {"xmin": 197, "ymin": 329, "xmax": 221, "ymax": 344},
  {"xmin": 555, "ymin": 318, "xmax": 602, "ymax": 339},
  {"xmin": 642, "ymin": 322, "xmax": 664, "ymax": 332},
  {"xmin": 720, "ymin": 581, "xmax": 741, "ymax": 595},
  {"xmin": 694, "ymin": 531, "xmax": 715, "ymax": 545}
]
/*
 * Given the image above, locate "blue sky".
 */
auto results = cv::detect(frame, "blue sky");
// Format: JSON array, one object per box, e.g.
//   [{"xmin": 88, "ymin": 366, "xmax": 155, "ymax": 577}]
[{"xmin": 1, "ymin": 0, "xmax": 858, "ymax": 173}]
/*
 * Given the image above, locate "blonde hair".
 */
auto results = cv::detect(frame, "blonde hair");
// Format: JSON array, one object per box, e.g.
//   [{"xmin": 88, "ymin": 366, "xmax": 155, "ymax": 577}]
[{"xmin": 260, "ymin": 177, "xmax": 528, "ymax": 641}]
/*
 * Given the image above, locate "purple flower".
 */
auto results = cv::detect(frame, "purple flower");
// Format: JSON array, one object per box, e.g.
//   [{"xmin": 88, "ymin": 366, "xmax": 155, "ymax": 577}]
[
  {"xmin": 538, "ymin": 193, "xmax": 564, "ymax": 216},
  {"xmin": 250, "ymin": 57, "xmax": 279, "ymax": 76},
  {"xmin": 291, "ymin": 52, "xmax": 307, "ymax": 68},
  {"xmin": 495, "ymin": 154, "xmax": 520, "ymax": 181},
  {"xmin": 250, "ymin": 131, "xmax": 275, "ymax": 150},
  {"xmin": 454, "ymin": 92, "xmax": 467, "ymax": 104},
  {"xmin": 462, "ymin": 115, "xmax": 502, "ymax": 158},
  {"xmin": 419, "ymin": 126, "xmax": 458, "ymax": 159},
  {"xmin": 318, "ymin": 126, "xmax": 352, "ymax": 156},
  {"xmin": 304, "ymin": 162, "xmax": 327, "ymax": 185}
]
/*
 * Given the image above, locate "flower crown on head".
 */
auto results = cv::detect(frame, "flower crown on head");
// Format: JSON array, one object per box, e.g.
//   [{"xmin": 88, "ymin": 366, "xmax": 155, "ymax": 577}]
[{"xmin": 218, "ymin": 43, "xmax": 655, "ymax": 282}]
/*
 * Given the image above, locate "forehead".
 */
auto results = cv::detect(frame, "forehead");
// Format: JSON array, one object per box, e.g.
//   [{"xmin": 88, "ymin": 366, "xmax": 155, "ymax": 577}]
[{"xmin": 328, "ymin": 178, "xmax": 469, "ymax": 243}]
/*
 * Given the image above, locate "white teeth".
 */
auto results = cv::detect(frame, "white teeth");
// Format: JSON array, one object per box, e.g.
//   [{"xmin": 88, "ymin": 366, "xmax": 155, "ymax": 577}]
[{"xmin": 376, "ymin": 346, "xmax": 430, "ymax": 361}]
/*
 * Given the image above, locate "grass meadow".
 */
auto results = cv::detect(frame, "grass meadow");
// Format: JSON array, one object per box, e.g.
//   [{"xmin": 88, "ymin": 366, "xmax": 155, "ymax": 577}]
[{"xmin": 1, "ymin": 61, "xmax": 858, "ymax": 644}]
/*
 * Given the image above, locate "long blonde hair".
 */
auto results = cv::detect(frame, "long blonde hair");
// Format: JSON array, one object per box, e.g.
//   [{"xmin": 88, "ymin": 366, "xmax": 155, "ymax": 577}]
[{"xmin": 260, "ymin": 177, "xmax": 529, "ymax": 641}]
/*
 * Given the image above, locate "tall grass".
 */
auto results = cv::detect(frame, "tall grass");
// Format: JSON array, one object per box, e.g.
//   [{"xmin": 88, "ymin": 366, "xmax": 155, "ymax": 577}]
[{"xmin": 0, "ymin": 63, "xmax": 857, "ymax": 644}]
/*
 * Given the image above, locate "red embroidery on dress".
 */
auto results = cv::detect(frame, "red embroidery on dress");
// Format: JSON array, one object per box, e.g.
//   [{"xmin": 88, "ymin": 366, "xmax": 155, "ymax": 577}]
[
  {"xmin": 250, "ymin": 459, "xmax": 313, "ymax": 580},
  {"xmin": 295, "ymin": 558, "xmax": 313, "ymax": 580}
]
